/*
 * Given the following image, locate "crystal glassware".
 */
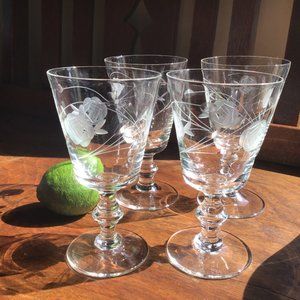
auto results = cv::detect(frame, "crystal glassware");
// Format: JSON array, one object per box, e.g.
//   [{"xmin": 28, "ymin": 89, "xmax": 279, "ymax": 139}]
[
  {"xmin": 47, "ymin": 66, "xmax": 161, "ymax": 278},
  {"xmin": 166, "ymin": 68, "xmax": 285, "ymax": 278},
  {"xmin": 105, "ymin": 55, "xmax": 188, "ymax": 211},
  {"xmin": 201, "ymin": 56, "xmax": 291, "ymax": 218}
]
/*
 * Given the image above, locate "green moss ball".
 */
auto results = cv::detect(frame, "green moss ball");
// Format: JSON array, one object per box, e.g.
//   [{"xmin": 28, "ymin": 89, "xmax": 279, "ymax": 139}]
[{"xmin": 36, "ymin": 160, "xmax": 101, "ymax": 216}]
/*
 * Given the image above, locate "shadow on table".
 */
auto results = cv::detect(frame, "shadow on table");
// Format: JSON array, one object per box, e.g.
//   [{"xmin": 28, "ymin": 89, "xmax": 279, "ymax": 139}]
[
  {"xmin": 0, "ymin": 233, "xmax": 90, "ymax": 295},
  {"xmin": 1, "ymin": 202, "xmax": 84, "ymax": 227},
  {"xmin": 0, "ymin": 187, "xmax": 25, "ymax": 197},
  {"xmin": 0, "ymin": 183, "xmax": 90, "ymax": 228},
  {"xmin": 0, "ymin": 184, "xmax": 38, "ymax": 211},
  {"xmin": 254, "ymin": 160, "xmax": 300, "ymax": 177},
  {"xmin": 243, "ymin": 235, "xmax": 300, "ymax": 299},
  {"xmin": 168, "ymin": 195, "xmax": 197, "ymax": 214},
  {"xmin": 120, "ymin": 194, "xmax": 196, "ymax": 224},
  {"xmin": 0, "ymin": 233, "xmax": 166, "ymax": 295},
  {"xmin": 1, "ymin": 182, "xmax": 194, "ymax": 229},
  {"xmin": 2, "ymin": 199, "xmax": 182, "ymax": 229},
  {"xmin": 139, "ymin": 243, "xmax": 169, "ymax": 272}
]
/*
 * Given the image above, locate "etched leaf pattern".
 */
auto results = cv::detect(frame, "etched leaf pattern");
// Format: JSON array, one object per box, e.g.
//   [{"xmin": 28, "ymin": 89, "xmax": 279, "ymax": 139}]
[{"xmin": 153, "ymin": 80, "xmax": 172, "ymax": 118}]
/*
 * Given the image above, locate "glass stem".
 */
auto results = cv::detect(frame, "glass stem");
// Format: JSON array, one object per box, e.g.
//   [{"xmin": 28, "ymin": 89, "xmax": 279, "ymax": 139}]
[
  {"xmin": 135, "ymin": 154, "xmax": 158, "ymax": 192},
  {"xmin": 222, "ymin": 190, "xmax": 238, "ymax": 206},
  {"xmin": 92, "ymin": 191, "xmax": 123, "ymax": 251},
  {"xmin": 220, "ymin": 149, "xmax": 238, "ymax": 176},
  {"xmin": 194, "ymin": 194, "xmax": 227, "ymax": 252}
]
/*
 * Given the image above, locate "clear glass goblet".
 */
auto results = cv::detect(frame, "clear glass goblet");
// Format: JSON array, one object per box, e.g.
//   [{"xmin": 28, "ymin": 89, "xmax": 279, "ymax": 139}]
[
  {"xmin": 201, "ymin": 56, "xmax": 291, "ymax": 218},
  {"xmin": 47, "ymin": 66, "xmax": 161, "ymax": 278},
  {"xmin": 167, "ymin": 68, "xmax": 285, "ymax": 279},
  {"xmin": 105, "ymin": 55, "xmax": 188, "ymax": 211}
]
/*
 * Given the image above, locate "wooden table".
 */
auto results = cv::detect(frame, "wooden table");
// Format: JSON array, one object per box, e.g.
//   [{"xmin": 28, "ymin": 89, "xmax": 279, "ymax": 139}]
[{"xmin": 0, "ymin": 156, "xmax": 299, "ymax": 299}]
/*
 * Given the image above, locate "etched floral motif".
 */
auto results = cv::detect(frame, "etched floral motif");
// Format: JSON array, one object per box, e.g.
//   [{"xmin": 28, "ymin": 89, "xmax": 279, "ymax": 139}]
[
  {"xmin": 64, "ymin": 111, "xmax": 94, "ymax": 147},
  {"xmin": 64, "ymin": 97, "xmax": 108, "ymax": 147},
  {"xmin": 210, "ymin": 100, "xmax": 242, "ymax": 130},
  {"xmin": 239, "ymin": 75, "xmax": 257, "ymax": 94},
  {"xmin": 172, "ymin": 101, "xmax": 214, "ymax": 155},
  {"xmin": 81, "ymin": 97, "xmax": 108, "ymax": 125},
  {"xmin": 239, "ymin": 120, "xmax": 267, "ymax": 152},
  {"xmin": 120, "ymin": 121, "xmax": 144, "ymax": 144},
  {"xmin": 120, "ymin": 124, "xmax": 136, "ymax": 144},
  {"xmin": 109, "ymin": 82, "xmax": 124, "ymax": 100},
  {"xmin": 94, "ymin": 119, "xmax": 107, "ymax": 135}
]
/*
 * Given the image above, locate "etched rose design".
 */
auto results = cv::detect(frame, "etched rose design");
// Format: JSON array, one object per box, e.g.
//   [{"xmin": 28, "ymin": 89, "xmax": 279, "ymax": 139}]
[
  {"xmin": 94, "ymin": 119, "xmax": 108, "ymax": 135},
  {"xmin": 239, "ymin": 120, "xmax": 267, "ymax": 152},
  {"xmin": 64, "ymin": 97, "xmax": 108, "ymax": 147},
  {"xmin": 64, "ymin": 111, "xmax": 94, "ymax": 147},
  {"xmin": 210, "ymin": 100, "xmax": 242, "ymax": 130},
  {"xmin": 120, "ymin": 124, "xmax": 136, "ymax": 143},
  {"xmin": 120, "ymin": 121, "xmax": 144, "ymax": 144},
  {"xmin": 81, "ymin": 97, "xmax": 108, "ymax": 125}
]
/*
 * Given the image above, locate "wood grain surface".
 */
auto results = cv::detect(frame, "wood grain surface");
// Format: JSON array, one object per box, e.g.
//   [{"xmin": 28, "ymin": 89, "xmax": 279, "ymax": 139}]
[{"xmin": 0, "ymin": 156, "xmax": 299, "ymax": 299}]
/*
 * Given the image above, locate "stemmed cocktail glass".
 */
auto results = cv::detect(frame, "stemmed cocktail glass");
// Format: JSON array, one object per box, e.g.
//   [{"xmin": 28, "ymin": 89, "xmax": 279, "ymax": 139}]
[
  {"xmin": 167, "ymin": 68, "xmax": 285, "ymax": 278},
  {"xmin": 201, "ymin": 56, "xmax": 291, "ymax": 218},
  {"xmin": 105, "ymin": 55, "xmax": 188, "ymax": 211},
  {"xmin": 47, "ymin": 66, "xmax": 161, "ymax": 278}
]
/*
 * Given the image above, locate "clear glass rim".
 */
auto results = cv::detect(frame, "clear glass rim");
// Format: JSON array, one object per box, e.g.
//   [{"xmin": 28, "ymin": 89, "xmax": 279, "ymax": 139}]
[
  {"xmin": 104, "ymin": 54, "xmax": 188, "ymax": 67},
  {"xmin": 46, "ymin": 66, "xmax": 162, "ymax": 82},
  {"xmin": 201, "ymin": 55, "xmax": 291, "ymax": 67},
  {"xmin": 166, "ymin": 68, "xmax": 284, "ymax": 86}
]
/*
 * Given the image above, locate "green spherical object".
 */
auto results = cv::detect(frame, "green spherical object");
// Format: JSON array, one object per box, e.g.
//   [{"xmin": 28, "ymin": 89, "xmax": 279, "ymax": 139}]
[{"xmin": 37, "ymin": 160, "xmax": 100, "ymax": 216}]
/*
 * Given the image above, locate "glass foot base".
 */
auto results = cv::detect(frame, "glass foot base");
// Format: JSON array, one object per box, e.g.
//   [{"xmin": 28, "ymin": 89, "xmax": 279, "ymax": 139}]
[
  {"xmin": 166, "ymin": 227, "xmax": 251, "ymax": 279},
  {"xmin": 66, "ymin": 229, "xmax": 149, "ymax": 278},
  {"xmin": 117, "ymin": 180, "xmax": 178, "ymax": 211},
  {"xmin": 222, "ymin": 189, "xmax": 265, "ymax": 219}
]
